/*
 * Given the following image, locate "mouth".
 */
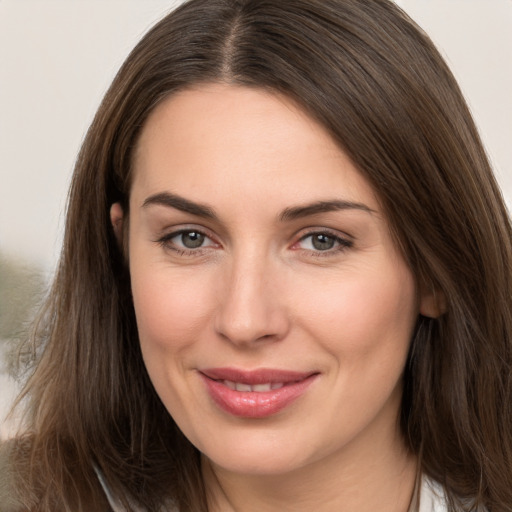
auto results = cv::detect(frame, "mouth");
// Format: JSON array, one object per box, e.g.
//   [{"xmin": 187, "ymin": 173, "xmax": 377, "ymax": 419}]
[
  {"xmin": 222, "ymin": 381, "xmax": 285, "ymax": 392},
  {"xmin": 199, "ymin": 367, "xmax": 319, "ymax": 418}
]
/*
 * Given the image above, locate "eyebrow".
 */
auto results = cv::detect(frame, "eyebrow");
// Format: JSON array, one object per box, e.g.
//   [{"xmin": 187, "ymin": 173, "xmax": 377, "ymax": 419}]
[
  {"xmin": 142, "ymin": 192, "xmax": 374, "ymax": 221},
  {"xmin": 142, "ymin": 192, "xmax": 217, "ymax": 219},
  {"xmin": 279, "ymin": 200, "xmax": 375, "ymax": 221}
]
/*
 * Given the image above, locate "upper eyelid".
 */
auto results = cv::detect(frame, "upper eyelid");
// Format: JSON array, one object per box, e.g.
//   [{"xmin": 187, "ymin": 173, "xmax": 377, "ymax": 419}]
[
  {"xmin": 295, "ymin": 226, "xmax": 354, "ymax": 242},
  {"xmin": 157, "ymin": 225, "xmax": 217, "ymax": 240}
]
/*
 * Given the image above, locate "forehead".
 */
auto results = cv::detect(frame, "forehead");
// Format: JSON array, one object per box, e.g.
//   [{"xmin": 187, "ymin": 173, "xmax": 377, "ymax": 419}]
[{"xmin": 131, "ymin": 83, "xmax": 380, "ymax": 212}]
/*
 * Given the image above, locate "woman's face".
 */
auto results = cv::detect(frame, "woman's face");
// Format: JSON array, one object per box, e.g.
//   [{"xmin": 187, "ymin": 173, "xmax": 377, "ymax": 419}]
[{"xmin": 118, "ymin": 83, "xmax": 428, "ymax": 476}]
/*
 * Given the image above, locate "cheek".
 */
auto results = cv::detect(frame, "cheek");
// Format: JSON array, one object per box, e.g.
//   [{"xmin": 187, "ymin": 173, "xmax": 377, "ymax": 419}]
[
  {"xmin": 297, "ymin": 263, "xmax": 418, "ymax": 357},
  {"xmin": 130, "ymin": 264, "xmax": 216, "ymax": 353},
  {"xmin": 129, "ymin": 263, "xmax": 219, "ymax": 416}
]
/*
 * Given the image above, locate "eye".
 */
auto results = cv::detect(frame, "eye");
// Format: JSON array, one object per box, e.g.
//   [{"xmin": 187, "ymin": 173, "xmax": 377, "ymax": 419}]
[
  {"xmin": 174, "ymin": 230, "xmax": 208, "ymax": 249},
  {"xmin": 157, "ymin": 229, "xmax": 217, "ymax": 253},
  {"xmin": 295, "ymin": 231, "xmax": 352, "ymax": 253}
]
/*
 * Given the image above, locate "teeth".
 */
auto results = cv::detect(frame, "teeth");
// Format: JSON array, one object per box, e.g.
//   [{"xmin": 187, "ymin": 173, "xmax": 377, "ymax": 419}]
[
  {"xmin": 252, "ymin": 383, "xmax": 272, "ymax": 392},
  {"xmin": 223, "ymin": 380, "xmax": 284, "ymax": 392}
]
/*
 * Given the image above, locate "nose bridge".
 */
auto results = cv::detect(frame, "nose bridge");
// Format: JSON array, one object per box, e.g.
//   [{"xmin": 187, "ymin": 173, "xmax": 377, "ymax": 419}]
[{"xmin": 214, "ymin": 244, "xmax": 288, "ymax": 345}]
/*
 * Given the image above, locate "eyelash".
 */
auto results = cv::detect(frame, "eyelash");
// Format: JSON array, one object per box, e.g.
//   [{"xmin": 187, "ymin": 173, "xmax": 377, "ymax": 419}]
[
  {"xmin": 155, "ymin": 228, "xmax": 353, "ymax": 257},
  {"xmin": 294, "ymin": 229, "xmax": 353, "ymax": 257},
  {"xmin": 156, "ymin": 228, "xmax": 218, "ymax": 257}
]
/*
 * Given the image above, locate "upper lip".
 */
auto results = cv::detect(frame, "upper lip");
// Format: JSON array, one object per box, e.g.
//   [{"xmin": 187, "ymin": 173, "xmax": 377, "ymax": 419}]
[{"xmin": 199, "ymin": 367, "xmax": 317, "ymax": 385}]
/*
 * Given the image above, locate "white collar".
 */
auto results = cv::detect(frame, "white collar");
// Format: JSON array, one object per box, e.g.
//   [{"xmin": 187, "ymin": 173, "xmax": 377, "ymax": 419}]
[{"xmin": 416, "ymin": 476, "xmax": 448, "ymax": 512}]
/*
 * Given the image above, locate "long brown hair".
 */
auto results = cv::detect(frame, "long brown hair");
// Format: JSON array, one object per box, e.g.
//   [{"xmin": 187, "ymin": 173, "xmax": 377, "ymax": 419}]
[{"xmin": 7, "ymin": 0, "xmax": 512, "ymax": 510}]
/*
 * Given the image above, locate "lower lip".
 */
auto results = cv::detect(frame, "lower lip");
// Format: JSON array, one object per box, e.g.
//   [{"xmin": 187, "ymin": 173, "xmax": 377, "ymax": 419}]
[{"xmin": 200, "ymin": 374, "xmax": 317, "ymax": 419}]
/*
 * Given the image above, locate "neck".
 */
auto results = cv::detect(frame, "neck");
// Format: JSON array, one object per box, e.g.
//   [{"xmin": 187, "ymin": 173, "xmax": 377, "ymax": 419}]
[{"xmin": 203, "ymin": 427, "xmax": 417, "ymax": 512}]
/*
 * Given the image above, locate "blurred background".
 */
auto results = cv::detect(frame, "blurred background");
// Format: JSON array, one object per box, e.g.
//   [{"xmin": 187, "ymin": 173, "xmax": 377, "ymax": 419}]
[{"xmin": 1, "ymin": 0, "xmax": 511, "ymax": 438}]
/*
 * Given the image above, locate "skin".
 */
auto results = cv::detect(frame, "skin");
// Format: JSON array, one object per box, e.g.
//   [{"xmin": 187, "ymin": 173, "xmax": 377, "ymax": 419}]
[{"xmin": 111, "ymin": 83, "xmax": 437, "ymax": 512}]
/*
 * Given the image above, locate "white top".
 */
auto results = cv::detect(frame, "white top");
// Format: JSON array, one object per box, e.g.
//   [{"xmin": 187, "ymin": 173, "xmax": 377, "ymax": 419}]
[{"xmin": 415, "ymin": 476, "xmax": 448, "ymax": 512}]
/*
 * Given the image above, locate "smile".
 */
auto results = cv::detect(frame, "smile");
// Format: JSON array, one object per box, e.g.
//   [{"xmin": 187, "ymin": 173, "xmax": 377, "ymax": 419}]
[
  {"xmin": 223, "ymin": 381, "xmax": 284, "ymax": 392},
  {"xmin": 199, "ymin": 368, "xmax": 318, "ymax": 418}
]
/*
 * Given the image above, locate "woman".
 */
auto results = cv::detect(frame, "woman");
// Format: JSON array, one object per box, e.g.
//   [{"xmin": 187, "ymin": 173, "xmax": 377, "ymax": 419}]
[{"xmin": 2, "ymin": 0, "xmax": 511, "ymax": 510}]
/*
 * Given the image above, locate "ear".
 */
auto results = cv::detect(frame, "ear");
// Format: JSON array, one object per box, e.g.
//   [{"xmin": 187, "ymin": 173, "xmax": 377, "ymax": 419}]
[
  {"xmin": 419, "ymin": 287, "xmax": 446, "ymax": 318},
  {"xmin": 110, "ymin": 202, "xmax": 124, "ymax": 246}
]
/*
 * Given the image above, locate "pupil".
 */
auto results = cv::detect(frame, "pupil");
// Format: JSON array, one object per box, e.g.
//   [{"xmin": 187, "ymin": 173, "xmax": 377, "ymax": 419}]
[
  {"xmin": 312, "ymin": 234, "xmax": 335, "ymax": 251},
  {"xmin": 182, "ymin": 231, "xmax": 204, "ymax": 249}
]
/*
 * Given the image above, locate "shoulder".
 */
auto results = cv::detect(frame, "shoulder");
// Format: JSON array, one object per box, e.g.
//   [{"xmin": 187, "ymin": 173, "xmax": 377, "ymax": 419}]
[
  {"xmin": 418, "ymin": 476, "xmax": 488, "ymax": 512},
  {"xmin": 418, "ymin": 477, "xmax": 448, "ymax": 512}
]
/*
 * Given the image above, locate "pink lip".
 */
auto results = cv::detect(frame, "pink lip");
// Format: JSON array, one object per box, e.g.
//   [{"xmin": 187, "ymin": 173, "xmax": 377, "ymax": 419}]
[{"xmin": 199, "ymin": 367, "xmax": 318, "ymax": 419}]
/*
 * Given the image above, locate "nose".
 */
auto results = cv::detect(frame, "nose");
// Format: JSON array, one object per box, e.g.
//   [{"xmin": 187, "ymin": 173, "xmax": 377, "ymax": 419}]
[{"xmin": 214, "ymin": 254, "xmax": 290, "ymax": 347}]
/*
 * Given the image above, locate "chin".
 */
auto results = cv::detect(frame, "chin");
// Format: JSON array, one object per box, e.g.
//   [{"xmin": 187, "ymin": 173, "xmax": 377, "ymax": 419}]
[
  {"xmin": 193, "ymin": 422, "xmax": 327, "ymax": 477},
  {"xmin": 204, "ymin": 450, "xmax": 310, "ymax": 477}
]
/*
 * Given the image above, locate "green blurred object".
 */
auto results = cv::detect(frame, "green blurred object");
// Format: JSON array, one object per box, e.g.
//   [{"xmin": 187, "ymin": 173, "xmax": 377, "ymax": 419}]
[{"xmin": 0, "ymin": 251, "xmax": 46, "ymax": 344}]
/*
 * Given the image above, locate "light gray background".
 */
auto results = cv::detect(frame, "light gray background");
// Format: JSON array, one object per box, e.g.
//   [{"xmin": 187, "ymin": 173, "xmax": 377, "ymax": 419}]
[{"xmin": 1, "ymin": 0, "xmax": 511, "ymax": 436}]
